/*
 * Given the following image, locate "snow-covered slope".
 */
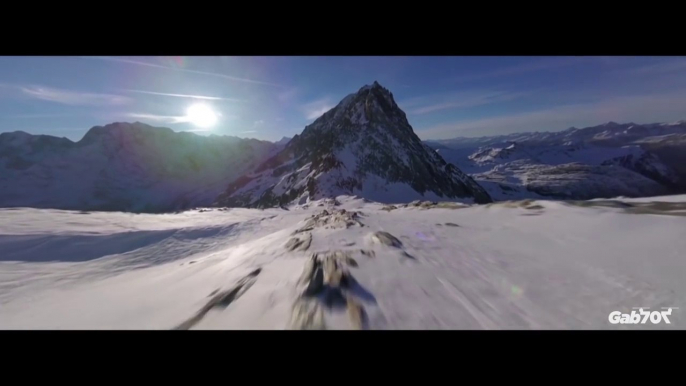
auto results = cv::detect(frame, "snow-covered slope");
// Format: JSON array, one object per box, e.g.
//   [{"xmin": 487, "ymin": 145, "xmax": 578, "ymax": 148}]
[
  {"xmin": 476, "ymin": 162, "xmax": 669, "ymax": 201},
  {"xmin": 0, "ymin": 123, "xmax": 280, "ymax": 212},
  {"xmin": 2, "ymin": 194, "xmax": 685, "ymax": 329},
  {"xmin": 426, "ymin": 121, "xmax": 686, "ymax": 200},
  {"xmin": 215, "ymin": 82, "xmax": 492, "ymax": 208}
]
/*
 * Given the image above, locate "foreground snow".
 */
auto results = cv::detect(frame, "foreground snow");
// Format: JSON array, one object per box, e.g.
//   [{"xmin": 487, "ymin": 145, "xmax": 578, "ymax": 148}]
[{"xmin": 1, "ymin": 195, "xmax": 685, "ymax": 329}]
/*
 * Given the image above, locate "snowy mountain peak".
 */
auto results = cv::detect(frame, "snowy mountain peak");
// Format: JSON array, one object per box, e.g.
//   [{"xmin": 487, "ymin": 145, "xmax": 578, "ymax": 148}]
[
  {"xmin": 215, "ymin": 83, "xmax": 492, "ymax": 208},
  {"xmin": 357, "ymin": 80, "xmax": 383, "ymax": 92}
]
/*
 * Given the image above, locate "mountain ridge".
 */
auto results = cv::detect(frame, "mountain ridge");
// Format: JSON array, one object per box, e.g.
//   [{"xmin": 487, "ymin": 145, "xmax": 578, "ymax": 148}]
[
  {"xmin": 215, "ymin": 82, "xmax": 492, "ymax": 208},
  {"xmin": 0, "ymin": 122, "xmax": 281, "ymax": 212},
  {"xmin": 426, "ymin": 120, "xmax": 686, "ymax": 200},
  {"xmin": 425, "ymin": 120, "xmax": 686, "ymax": 148},
  {"xmin": 4, "ymin": 102, "xmax": 686, "ymax": 212}
]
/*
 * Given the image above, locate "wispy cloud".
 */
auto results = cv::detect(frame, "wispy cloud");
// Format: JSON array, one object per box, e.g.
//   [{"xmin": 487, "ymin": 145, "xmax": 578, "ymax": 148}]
[
  {"xmin": 241, "ymin": 130, "xmax": 257, "ymax": 134},
  {"xmin": 253, "ymin": 120, "xmax": 265, "ymax": 128},
  {"xmin": 126, "ymin": 113, "xmax": 190, "ymax": 124},
  {"xmin": 6, "ymin": 113, "xmax": 82, "ymax": 119},
  {"xmin": 450, "ymin": 57, "xmax": 596, "ymax": 84},
  {"xmin": 122, "ymin": 89, "xmax": 244, "ymax": 102},
  {"xmin": 86, "ymin": 57, "xmax": 283, "ymax": 88},
  {"xmin": 301, "ymin": 98, "xmax": 334, "ymax": 120},
  {"xmin": 618, "ymin": 58, "xmax": 686, "ymax": 76},
  {"xmin": 404, "ymin": 90, "xmax": 530, "ymax": 115},
  {"xmin": 19, "ymin": 86, "xmax": 131, "ymax": 106},
  {"xmin": 416, "ymin": 90, "xmax": 686, "ymax": 139}
]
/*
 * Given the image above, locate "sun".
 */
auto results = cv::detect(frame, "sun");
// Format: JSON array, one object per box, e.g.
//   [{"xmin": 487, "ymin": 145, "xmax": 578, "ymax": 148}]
[{"xmin": 186, "ymin": 103, "xmax": 218, "ymax": 128}]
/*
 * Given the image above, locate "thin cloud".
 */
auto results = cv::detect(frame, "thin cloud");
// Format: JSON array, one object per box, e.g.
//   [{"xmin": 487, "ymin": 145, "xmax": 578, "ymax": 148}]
[
  {"xmin": 86, "ymin": 56, "xmax": 283, "ymax": 88},
  {"xmin": 450, "ymin": 57, "xmax": 596, "ymax": 84},
  {"xmin": 301, "ymin": 98, "xmax": 334, "ymax": 120},
  {"xmin": 619, "ymin": 59, "xmax": 686, "ymax": 76},
  {"xmin": 123, "ymin": 89, "xmax": 244, "ymax": 102},
  {"xmin": 19, "ymin": 86, "xmax": 131, "ymax": 106},
  {"xmin": 241, "ymin": 130, "xmax": 257, "ymax": 134},
  {"xmin": 416, "ymin": 91, "xmax": 686, "ymax": 140},
  {"xmin": 406, "ymin": 90, "xmax": 530, "ymax": 115},
  {"xmin": 253, "ymin": 120, "xmax": 265, "ymax": 128},
  {"xmin": 6, "ymin": 113, "xmax": 82, "ymax": 118},
  {"xmin": 126, "ymin": 113, "xmax": 190, "ymax": 124}
]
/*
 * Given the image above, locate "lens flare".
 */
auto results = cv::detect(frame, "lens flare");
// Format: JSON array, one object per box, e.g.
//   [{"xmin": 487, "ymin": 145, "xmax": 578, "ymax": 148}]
[{"xmin": 186, "ymin": 104, "xmax": 217, "ymax": 128}]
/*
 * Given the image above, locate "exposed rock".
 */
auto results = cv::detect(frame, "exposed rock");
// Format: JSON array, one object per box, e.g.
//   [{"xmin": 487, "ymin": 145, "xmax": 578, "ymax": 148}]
[
  {"xmin": 174, "ymin": 268, "xmax": 262, "ymax": 330},
  {"xmin": 360, "ymin": 249, "xmax": 376, "ymax": 258},
  {"xmin": 435, "ymin": 202, "xmax": 470, "ymax": 209},
  {"xmin": 285, "ymin": 233, "xmax": 312, "ymax": 252},
  {"xmin": 214, "ymin": 82, "xmax": 492, "ymax": 208},
  {"xmin": 371, "ymin": 231, "xmax": 403, "ymax": 248},
  {"xmin": 295, "ymin": 209, "xmax": 364, "ymax": 233},
  {"xmin": 290, "ymin": 250, "xmax": 370, "ymax": 330}
]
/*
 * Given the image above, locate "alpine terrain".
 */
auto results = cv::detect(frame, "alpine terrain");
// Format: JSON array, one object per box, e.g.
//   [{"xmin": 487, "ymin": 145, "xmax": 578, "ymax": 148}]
[
  {"xmin": 425, "ymin": 121, "xmax": 686, "ymax": 201},
  {"xmin": 215, "ymin": 82, "xmax": 492, "ymax": 208},
  {"xmin": 2, "ymin": 195, "xmax": 685, "ymax": 329},
  {"xmin": 0, "ymin": 122, "xmax": 282, "ymax": 212},
  {"xmin": 4, "ymin": 56, "xmax": 686, "ymax": 330}
]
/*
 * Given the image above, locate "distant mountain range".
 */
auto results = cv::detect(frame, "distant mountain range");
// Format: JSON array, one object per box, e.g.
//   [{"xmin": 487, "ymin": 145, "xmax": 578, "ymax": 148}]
[
  {"xmin": 424, "ymin": 121, "xmax": 686, "ymax": 200},
  {"xmin": 0, "ymin": 123, "xmax": 283, "ymax": 212},
  {"xmin": 2, "ymin": 84, "xmax": 685, "ymax": 212}
]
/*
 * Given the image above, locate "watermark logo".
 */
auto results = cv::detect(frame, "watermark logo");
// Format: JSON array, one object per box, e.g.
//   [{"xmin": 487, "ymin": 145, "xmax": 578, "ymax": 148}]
[{"xmin": 609, "ymin": 308, "xmax": 677, "ymax": 325}]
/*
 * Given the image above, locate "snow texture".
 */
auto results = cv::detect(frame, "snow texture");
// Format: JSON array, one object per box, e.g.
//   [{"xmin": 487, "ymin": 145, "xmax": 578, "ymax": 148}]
[{"xmin": 2, "ymin": 194, "xmax": 686, "ymax": 329}]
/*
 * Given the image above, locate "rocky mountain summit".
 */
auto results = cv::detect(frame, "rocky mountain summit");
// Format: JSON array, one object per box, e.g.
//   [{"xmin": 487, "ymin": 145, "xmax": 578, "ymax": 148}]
[{"xmin": 215, "ymin": 82, "xmax": 492, "ymax": 208}]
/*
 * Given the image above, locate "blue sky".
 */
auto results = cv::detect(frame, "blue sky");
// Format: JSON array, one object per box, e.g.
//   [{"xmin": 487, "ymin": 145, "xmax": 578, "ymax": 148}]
[{"xmin": 1, "ymin": 56, "xmax": 686, "ymax": 141}]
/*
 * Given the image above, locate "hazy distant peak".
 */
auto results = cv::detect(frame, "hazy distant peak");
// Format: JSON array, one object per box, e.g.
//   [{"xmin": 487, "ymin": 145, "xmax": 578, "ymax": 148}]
[{"xmin": 275, "ymin": 136, "xmax": 292, "ymax": 145}]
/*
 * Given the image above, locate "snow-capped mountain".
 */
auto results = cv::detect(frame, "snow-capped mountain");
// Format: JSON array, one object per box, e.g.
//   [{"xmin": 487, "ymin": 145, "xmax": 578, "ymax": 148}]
[
  {"xmin": 426, "ymin": 121, "xmax": 686, "ymax": 200},
  {"xmin": 0, "ymin": 122, "xmax": 280, "ymax": 212},
  {"xmin": 425, "ymin": 121, "xmax": 686, "ymax": 149},
  {"xmin": 215, "ymin": 82, "xmax": 492, "ymax": 208}
]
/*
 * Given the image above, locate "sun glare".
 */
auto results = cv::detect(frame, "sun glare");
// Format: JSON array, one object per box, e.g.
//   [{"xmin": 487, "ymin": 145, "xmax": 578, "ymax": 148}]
[{"xmin": 186, "ymin": 103, "xmax": 218, "ymax": 128}]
